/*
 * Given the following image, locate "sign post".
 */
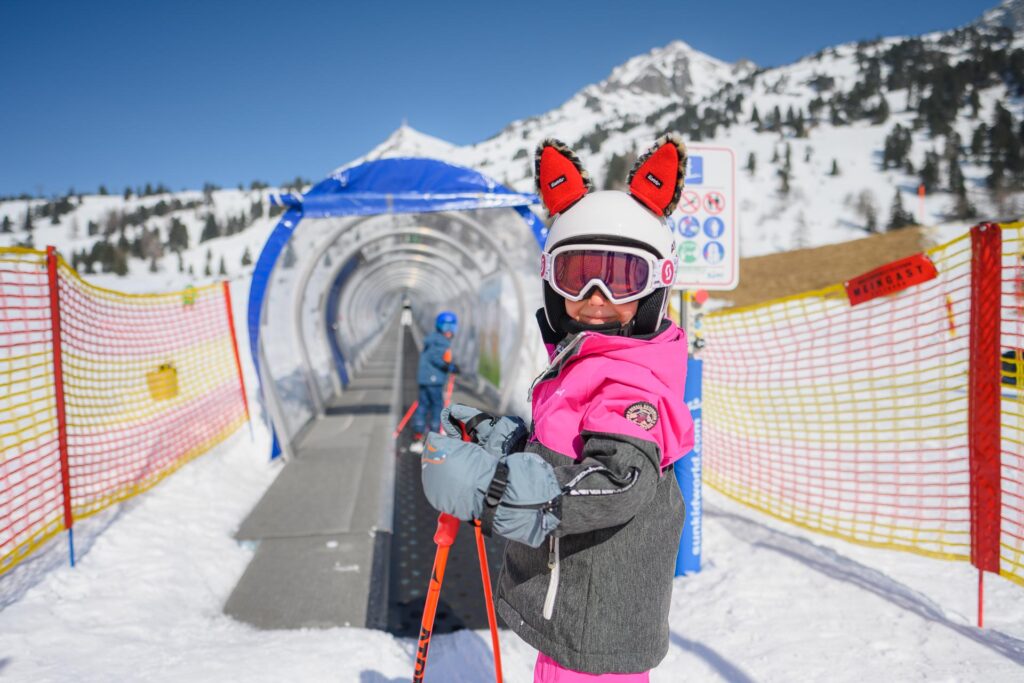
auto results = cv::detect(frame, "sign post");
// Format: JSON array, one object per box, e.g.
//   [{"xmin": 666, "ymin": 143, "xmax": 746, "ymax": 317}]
[
  {"xmin": 675, "ymin": 357, "xmax": 703, "ymax": 575},
  {"xmin": 671, "ymin": 146, "xmax": 738, "ymax": 576}
]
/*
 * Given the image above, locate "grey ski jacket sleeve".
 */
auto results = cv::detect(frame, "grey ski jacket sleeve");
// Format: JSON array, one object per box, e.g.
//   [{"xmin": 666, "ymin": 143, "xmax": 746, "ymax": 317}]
[{"xmin": 550, "ymin": 430, "xmax": 663, "ymax": 536}]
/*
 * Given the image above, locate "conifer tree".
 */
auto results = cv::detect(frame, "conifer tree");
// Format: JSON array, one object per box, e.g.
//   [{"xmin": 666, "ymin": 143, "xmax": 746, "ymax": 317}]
[
  {"xmin": 1, "ymin": 215, "xmax": 11, "ymax": 233},
  {"xmin": 873, "ymin": 96, "xmax": 890, "ymax": 125},
  {"xmin": 241, "ymin": 247, "xmax": 253, "ymax": 267},
  {"xmin": 887, "ymin": 189, "xmax": 915, "ymax": 230},
  {"xmin": 22, "ymin": 209, "xmax": 33, "ymax": 233},
  {"xmin": 856, "ymin": 190, "xmax": 879, "ymax": 233},
  {"xmin": 829, "ymin": 159, "xmax": 840, "ymax": 176},
  {"xmin": 112, "ymin": 246, "xmax": 129, "ymax": 276},
  {"xmin": 199, "ymin": 214, "xmax": 220, "ymax": 242},
  {"xmin": 920, "ymin": 151, "xmax": 940, "ymax": 191},
  {"xmin": 746, "ymin": 152, "xmax": 756, "ymax": 176},
  {"xmin": 218, "ymin": 256, "xmax": 227, "ymax": 277},
  {"xmin": 168, "ymin": 217, "xmax": 189, "ymax": 252}
]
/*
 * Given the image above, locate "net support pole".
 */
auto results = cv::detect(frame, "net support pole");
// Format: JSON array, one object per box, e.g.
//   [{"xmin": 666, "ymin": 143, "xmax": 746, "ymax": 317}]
[
  {"xmin": 222, "ymin": 281, "xmax": 253, "ymax": 441},
  {"xmin": 968, "ymin": 223, "xmax": 1002, "ymax": 628},
  {"xmin": 46, "ymin": 247, "xmax": 74, "ymax": 568}
]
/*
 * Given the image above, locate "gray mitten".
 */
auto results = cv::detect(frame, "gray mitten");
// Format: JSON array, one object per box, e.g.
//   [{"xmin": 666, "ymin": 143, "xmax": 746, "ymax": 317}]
[
  {"xmin": 439, "ymin": 404, "xmax": 528, "ymax": 456},
  {"xmin": 420, "ymin": 433, "xmax": 561, "ymax": 547},
  {"xmin": 420, "ymin": 433, "xmax": 496, "ymax": 521},
  {"xmin": 488, "ymin": 452, "xmax": 562, "ymax": 548}
]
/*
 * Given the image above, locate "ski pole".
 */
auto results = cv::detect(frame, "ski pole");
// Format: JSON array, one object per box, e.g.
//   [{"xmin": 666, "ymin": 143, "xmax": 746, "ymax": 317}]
[
  {"xmin": 454, "ymin": 419, "xmax": 503, "ymax": 683},
  {"xmin": 393, "ymin": 400, "xmax": 419, "ymax": 438},
  {"xmin": 474, "ymin": 521, "xmax": 503, "ymax": 683},
  {"xmin": 413, "ymin": 512, "xmax": 460, "ymax": 683},
  {"xmin": 443, "ymin": 373, "xmax": 455, "ymax": 408}
]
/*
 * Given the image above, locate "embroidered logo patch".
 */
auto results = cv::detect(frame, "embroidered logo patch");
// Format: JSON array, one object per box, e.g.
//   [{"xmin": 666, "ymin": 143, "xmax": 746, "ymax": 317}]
[{"xmin": 625, "ymin": 401, "xmax": 658, "ymax": 431}]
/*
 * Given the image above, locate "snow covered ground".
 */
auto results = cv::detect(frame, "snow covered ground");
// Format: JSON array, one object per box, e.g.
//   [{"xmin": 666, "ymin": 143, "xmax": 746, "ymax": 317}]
[{"xmin": 2, "ymin": 404, "xmax": 1023, "ymax": 681}]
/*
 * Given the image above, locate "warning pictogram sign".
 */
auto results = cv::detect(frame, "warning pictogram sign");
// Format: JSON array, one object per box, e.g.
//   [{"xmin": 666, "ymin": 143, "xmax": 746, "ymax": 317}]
[
  {"xmin": 703, "ymin": 191, "xmax": 725, "ymax": 215},
  {"xmin": 679, "ymin": 190, "xmax": 701, "ymax": 214},
  {"xmin": 669, "ymin": 146, "xmax": 738, "ymax": 291}
]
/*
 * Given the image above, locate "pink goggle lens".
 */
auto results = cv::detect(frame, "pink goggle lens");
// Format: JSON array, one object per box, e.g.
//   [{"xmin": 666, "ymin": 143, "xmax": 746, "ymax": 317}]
[{"xmin": 552, "ymin": 250, "xmax": 650, "ymax": 299}]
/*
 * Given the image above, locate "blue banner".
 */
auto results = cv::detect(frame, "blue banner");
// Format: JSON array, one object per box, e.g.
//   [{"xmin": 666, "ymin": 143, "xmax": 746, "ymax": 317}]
[{"xmin": 675, "ymin": 357, "xmax": 702, "ymax": 575}]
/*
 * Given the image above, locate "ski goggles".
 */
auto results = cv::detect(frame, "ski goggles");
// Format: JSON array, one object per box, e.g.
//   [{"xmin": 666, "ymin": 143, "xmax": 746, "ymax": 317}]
[{"xmin": 541, "ymin": 244, "xmax": 676, "ymax": 304}]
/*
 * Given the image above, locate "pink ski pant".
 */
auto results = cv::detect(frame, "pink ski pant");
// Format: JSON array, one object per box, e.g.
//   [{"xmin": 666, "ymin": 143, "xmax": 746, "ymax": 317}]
[{"xmin": 534, "ymin": 653, "xmax": 650, "ymax": 682}]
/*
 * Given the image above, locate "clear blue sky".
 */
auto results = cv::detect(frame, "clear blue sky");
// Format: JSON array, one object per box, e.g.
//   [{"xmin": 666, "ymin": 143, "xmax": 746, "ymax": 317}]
[{"xmin": 0, "ymin": 0, "xmax": 999, "ymax": 197}]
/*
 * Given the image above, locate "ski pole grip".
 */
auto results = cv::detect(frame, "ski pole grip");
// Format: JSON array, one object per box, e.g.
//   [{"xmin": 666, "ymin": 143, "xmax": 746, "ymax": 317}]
[{"xmin": 435, "ymin": 513, "xmax": 460, "ymax": 547}]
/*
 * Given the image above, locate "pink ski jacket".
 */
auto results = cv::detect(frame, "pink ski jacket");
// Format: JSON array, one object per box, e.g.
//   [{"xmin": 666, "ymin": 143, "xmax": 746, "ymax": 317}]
[
  {"xmin": 531, "ymin": 323, "xmax": 694, "ymax": 469},
  {"xmin": 496, "ymin": 318, "xmax": 694, "ymax": 675}
]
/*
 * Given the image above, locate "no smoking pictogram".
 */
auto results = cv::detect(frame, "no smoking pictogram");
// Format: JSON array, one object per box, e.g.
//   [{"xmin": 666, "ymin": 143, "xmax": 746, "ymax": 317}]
[
  {"xmin": 703, "ymin": 191, "xmax": 725, "ymax": 214},
  {"xmin": 679, "ymin": 190, "xmax": 700, "ymax": 214}
]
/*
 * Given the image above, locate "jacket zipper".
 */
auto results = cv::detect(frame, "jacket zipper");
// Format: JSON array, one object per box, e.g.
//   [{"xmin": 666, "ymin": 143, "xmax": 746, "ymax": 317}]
[
  {"xmin": 542, "ymin": 536, "xmax": 560, "ymax": 620},
  {"xmin": 528, "ymin": 334, "xmax": 586, "ymax": 402}
]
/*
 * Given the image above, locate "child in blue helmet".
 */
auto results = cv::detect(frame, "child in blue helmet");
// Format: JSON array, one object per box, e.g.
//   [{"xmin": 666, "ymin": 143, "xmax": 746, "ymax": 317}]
[{"xmin": 409, "ymin": 311, "xmax": 459, "ymax": 453}]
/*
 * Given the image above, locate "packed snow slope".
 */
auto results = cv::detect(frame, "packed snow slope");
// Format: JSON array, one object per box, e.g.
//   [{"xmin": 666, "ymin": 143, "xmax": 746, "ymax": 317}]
[{"xmin": 0, "ymin": 411, "xmax": 1021, "ymax": 682}]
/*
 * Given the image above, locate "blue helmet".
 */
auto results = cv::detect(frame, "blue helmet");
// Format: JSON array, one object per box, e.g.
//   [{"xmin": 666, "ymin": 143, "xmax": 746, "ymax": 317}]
[{"xmin": 436, "ymin": 311, "xmax": 458, "ymax": 334}]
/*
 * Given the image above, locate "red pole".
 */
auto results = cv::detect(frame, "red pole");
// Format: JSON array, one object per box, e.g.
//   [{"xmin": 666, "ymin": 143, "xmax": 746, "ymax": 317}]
[
  {"xmin": 222, "ymin": 281, "xmax": 251, "ymax": 431},
  {"xmin": 444, "ymin": 373, "xmax": 455, "ymax": 408},
  {"xmin": 969, "ymin": 223, "xmax": 1003, "ymax": 628},
  {"xmin": 474, "ymin": 522, "xmax": 504, "ymax": 683},
  {"xmin": 46, "ymin": 247, "xmax": 75, "ymax": 567},
  {"xmin": 413, "ymin": 513, "xmax": 460, "ymax": 683},
  {"xmin": 918, "ymin": 184, "xmax": 926, "ymax": 225},
  {"xmin": 393, "ymin": 400, "xmax": 419, "ymax": 438}
]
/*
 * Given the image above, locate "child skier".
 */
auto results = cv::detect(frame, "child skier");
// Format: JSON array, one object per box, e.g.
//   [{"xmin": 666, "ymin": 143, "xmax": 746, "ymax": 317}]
[
  {"xmin": 409, "ymin": 310, "xmax": 459, "ymax": 454},
  {"xmin": 420, "ymin": 136, "xmax": 694, "ymax": 680}
]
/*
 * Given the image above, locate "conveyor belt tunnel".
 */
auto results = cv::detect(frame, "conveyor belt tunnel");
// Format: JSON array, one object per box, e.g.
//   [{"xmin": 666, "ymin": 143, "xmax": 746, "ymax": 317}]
[
  {"xmin": 247, "ymin": 157, "xmax": 547, "ymax": 460},
  {"xmin": 229, "ymin": 158, "xmax": 549, "ymax": 632}
]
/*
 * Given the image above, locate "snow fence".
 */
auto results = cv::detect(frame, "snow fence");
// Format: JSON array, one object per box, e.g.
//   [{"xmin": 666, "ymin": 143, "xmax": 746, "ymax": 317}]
[
  {"xmin": 0, "ymin": 247, "xmax": 249, "ymax": 575},
  {"xmin": 702, "ymin": 221, "xmax": 1024, "ymax": 587}
]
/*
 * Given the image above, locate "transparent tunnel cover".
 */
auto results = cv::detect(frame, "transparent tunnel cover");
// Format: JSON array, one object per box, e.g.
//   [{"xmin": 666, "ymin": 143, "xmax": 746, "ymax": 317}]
[{"xmin": 259, "ymin": 208, "xmax": 544, "ymax": 445}]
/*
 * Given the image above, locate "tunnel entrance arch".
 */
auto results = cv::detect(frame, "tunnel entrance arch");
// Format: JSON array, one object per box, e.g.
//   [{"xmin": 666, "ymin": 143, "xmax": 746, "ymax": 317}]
[{"xmin": 247, "ymin": 157, "xmax": 546, "ymax": 458}]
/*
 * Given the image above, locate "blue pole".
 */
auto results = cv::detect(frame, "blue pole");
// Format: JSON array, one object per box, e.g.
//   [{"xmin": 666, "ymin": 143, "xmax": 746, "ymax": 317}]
[
  {"xmin": 675, "ymin": 357, "xmax": 702, "ymax": 575},
  {"xmin": 67, "ymin": 527, "xmax": 76, "ymax": 568}
]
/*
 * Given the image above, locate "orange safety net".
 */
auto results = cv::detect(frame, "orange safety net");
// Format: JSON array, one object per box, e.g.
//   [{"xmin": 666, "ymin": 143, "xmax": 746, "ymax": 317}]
[
  {"xmin": 0, "ymin": 248, "xmax": 247, "ymax": 575},
  {"xmin": 703, "ymin": 222, "xmax": 1024, "ymax": 587}
]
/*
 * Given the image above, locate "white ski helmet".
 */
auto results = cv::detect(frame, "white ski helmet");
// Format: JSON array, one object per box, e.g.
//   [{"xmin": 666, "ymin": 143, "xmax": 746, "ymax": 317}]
[{"xmin": 534, "ymin": 135, "xmax": 686, "ymax": 336}]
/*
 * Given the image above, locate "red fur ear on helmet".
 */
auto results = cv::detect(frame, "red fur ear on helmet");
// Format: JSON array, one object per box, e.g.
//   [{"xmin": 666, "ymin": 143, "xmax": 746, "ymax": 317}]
[
  {"xmin": 627, "ymin": 134, "xmax": 687, "ymax": 216},
  {"xmin": 534, "ymin": 139, "xmax": 592, "ymax": 216}
]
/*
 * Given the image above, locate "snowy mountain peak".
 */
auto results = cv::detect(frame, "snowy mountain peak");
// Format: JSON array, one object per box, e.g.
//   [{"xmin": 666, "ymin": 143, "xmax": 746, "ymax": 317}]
[
  {"xmin": 974, "ymin": 0, "xmax": 1024, "ymax": 32},
  {"xmin": 596, "ymin": 39, "xmax": 752, "ymax": 100},
  {"xmin": 334, "ymin": 123, "xmax": 460, "ymax": 173}
]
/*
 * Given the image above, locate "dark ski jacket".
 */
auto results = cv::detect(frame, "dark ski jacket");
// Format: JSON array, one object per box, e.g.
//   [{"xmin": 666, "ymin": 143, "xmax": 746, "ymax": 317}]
[
  {"xmin": 417, "ymin": 331, "xmax": 454, "ymax": 387},
  {"xmin": 496, "ymin": 317, "xmax": 694, "ymax": 674}
]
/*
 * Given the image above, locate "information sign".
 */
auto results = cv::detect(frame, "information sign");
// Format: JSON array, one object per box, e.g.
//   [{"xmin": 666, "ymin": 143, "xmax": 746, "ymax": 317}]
[{"xmin": 669, "ymin": 146, "xmax": 738, "ymax": 290}]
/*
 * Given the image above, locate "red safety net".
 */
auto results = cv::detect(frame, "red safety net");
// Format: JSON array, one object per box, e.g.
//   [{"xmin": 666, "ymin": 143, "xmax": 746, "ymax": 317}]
[
  {"xmin": 0, "ymin": 248, "xmax": 248, "ymax": 575},
  {"xmin": 703, "ymin": 222, "xmax": 1024, "ymax": 587}
]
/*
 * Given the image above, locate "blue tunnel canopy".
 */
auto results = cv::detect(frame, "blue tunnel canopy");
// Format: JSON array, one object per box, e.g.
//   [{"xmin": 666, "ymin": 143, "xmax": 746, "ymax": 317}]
[{"xmin": 289, "ymin": 157, "xmax": 542, "ymax": 218}]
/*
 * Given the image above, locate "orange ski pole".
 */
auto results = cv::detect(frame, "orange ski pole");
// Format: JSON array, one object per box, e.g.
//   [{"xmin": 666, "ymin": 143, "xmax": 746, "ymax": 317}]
[
  {"xmin": 413, "ymin": 512, "xmax": 460, "ymax": 683},
  {"xmin": 474, "ymin": 521, "xmax": 503, "ymax": 683},
  {"xmin": 443, "ymin": 373, "xmax": 455, "ymax": 408},
  {"xmin": 394, "ymin": 400, "xmax": 419, "ymax": 438}
]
